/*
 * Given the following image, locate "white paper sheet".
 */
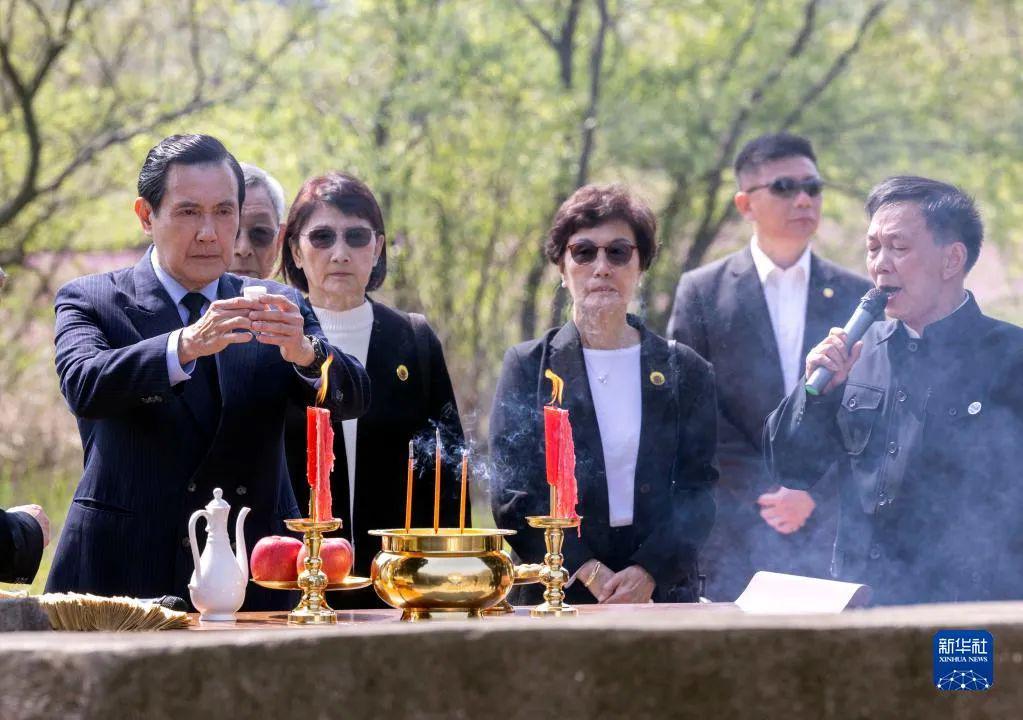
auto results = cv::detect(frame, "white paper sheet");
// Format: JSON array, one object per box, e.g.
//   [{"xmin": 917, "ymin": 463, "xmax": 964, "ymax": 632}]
[{"xmin": 735, "ymin": 571, "xmax": 872, "ymax": 613}]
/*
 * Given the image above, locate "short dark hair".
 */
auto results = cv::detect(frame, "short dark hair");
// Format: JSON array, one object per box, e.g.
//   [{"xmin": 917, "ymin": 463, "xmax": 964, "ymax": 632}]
[
  {"xmin": 137, "ymin": 134, "xmax": 245, "ymax": 212},
  {"xmin": 734, "ymin": 133, "xmax": 818, "ymax": 183},
  {"xmin": 866, "ymin": 176, "xmax": 983, "ymax": 273},
  {"xmin": 546, "ymin": 184, "xmax": 658, "ymax": 271},
  {"xmin": 281, "ymin": 172, "xmax": 387, "ymax": 293}
]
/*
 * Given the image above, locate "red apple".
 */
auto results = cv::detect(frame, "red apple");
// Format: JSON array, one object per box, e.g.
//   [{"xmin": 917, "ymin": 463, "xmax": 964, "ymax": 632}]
[
  {"xmin": 297, "ymin": 538, "xmax": 353, "ymax": 582},
  {"xmin": 250, "ymin": 536, "xmax": 303, "ymax": 581}
]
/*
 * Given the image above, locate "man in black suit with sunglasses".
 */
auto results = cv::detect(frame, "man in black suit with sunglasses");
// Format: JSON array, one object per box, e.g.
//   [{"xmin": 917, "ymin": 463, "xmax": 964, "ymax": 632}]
[{"xmin": 667, "ymin": 133, "xmax": 870, "ymax": 600}]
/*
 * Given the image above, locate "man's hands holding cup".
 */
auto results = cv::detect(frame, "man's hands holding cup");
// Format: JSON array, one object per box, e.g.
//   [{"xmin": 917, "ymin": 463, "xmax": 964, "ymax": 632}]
[
  {"xmin": 804, "ymin": 327, "xmax": 864, "ymax": 395},
  {"xmin": 248, "ymin": 294, "xmax": 315, "ymax": 366},
  {"xmin": 178, "ymin": 294, "xmax": 314, "ymax": 367}
]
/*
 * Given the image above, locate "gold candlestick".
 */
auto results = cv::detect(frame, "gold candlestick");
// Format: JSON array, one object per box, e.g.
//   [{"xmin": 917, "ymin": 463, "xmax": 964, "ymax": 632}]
[
  {"xmin": 525, "ymin": 514, "xmax": 581, "ymax": 617},
  {"xmin": 283, "ymin": 517, "xmax": 341, "ymax": 624}
]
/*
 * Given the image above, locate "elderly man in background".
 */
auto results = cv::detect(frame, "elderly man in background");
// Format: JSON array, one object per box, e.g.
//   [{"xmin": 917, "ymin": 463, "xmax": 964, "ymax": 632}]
[
  {"xmin": 230, "ymin": 162, "xmax": 287, "ymax": 279},
  {"xmin": 767, "ymin": 176, "xmax": 1023, "ymax": 604},
  {"xmin": 46, "ymin": 133, "xmax": 370, "ymax": 609},
  {"xmin": 668, "ymin": 133, "xmax": 870, "ymax": 600}
]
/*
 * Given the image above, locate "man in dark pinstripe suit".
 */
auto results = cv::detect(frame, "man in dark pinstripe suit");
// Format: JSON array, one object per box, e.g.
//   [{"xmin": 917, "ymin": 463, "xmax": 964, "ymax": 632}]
[{"xmin": 46, "ymin": 134, "xmax": 369, "ymax": 608}]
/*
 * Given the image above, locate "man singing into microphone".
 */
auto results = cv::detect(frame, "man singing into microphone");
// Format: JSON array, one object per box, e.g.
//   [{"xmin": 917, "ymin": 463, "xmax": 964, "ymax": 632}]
[{"xmin": 766, "ymin": 176, "xmax": 1023, "ymax": 605}]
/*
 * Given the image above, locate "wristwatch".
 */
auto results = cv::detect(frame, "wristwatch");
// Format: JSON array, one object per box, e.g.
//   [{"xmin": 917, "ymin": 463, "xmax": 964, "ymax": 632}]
[{"xmin": 295, "ymin": 334, "xmax": 329, "ymax": 378}]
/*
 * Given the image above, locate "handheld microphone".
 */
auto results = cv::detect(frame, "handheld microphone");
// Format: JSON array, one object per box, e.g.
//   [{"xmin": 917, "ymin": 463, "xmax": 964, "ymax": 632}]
[{"xmin": 805, "ymin": 287, "xmax": 891, "ymax": 396}]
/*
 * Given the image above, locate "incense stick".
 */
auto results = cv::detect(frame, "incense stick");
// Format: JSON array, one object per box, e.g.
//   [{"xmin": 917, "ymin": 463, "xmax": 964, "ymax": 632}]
[
  {"xmin": 459, "ymin": 451, "xmax": 468, "ymax": 533},
  {"xmin": 433, "ymin": 428, "xmax": 441, "ymax": 534},
  {"xmin": 404, "ymin": 440, "xmax": 414, "ymax": 533}
]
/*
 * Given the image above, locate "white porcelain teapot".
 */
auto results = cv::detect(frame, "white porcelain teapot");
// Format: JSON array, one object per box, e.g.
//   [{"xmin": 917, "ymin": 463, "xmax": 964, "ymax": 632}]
[{"xmin": 187, "ymin": 488, "xmax": 251, "ymax": 621}]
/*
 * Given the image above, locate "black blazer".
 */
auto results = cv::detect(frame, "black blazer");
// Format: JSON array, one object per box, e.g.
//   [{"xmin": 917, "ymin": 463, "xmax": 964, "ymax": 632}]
[
  {"xmin": 489, "ymin": 317, "xmax": 718, "ymax": 603},
  {"xmin": 287, "ymin": 300, "xmax": 464, "ymax": 608},
  {"xmin": 766, "ymin": 295, "xmax": 1023, "ymax": 603},
  {"xmin": 1, "ymin": 509, "xmax": 44, "ymax": 585},
  {"xmin": 46, "ymin": 249, "xmax": 369, "ymax": 609},
  {"xmin": 668, "ymin": 247, "xmax": 871, "ymax": 475},
  {"xmin": 667, "ymin": 247, "xmax": 870, "ymax": 595}
]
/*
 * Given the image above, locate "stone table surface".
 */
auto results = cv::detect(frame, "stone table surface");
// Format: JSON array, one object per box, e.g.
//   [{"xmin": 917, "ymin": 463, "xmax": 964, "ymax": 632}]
[
  {"xmin": 180, "ymin": 601, "xmax": 737, "ymax": 629},
  {"xmin": 3, "ymin": 601, "xmax": 1021, "ymax": 720}
]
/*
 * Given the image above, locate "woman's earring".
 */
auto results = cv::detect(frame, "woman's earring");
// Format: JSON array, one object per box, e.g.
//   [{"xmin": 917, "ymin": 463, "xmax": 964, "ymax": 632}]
[{"xmin": 560, "ymin": 278, "xmax": 567, "ymax": 288}]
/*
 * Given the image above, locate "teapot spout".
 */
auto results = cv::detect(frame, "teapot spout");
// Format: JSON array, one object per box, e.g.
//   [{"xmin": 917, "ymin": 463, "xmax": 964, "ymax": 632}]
[{"xmin": 235, "ymin": 506, "xmax": 251, "ymax": 579}]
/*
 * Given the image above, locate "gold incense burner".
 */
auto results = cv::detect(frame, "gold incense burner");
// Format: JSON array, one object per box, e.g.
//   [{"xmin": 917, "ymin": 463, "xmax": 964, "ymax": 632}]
[{"xmin": 369, "ymin": 528, "xmax": 526, "ymax": 621}]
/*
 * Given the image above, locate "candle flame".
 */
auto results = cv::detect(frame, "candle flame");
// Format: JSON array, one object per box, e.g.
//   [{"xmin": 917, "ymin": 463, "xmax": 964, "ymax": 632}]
[
  {"xmin": 544, "ymin": 368, "xmax": 564, "ymax": 406},
  {"xmin": 315, "ymin": 353, "xmax": 334, "ymax": 406}
]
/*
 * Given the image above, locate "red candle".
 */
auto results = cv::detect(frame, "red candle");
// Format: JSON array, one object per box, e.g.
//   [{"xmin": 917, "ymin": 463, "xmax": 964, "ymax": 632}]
[
  {"xmin": 307, "ymin": 407, "xmax": 334, "ymax": 522},
  {"xmin": 307, "ymin": 354, "xmax": 336, "ymax": 522},
  {"xmin": 543, "ymin": 370, "xmax": 579, "ymax": 521}
]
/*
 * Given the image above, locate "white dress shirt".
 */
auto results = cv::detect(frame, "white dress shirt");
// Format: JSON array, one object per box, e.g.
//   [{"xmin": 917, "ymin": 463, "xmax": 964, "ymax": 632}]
[
  {"xmin": 582, "ymin": 344, "xmax": 642, "ymax": 528},
  {"xmin": 152, "ymin": 249, "xmax": 217, "ymax": 385},
  {"xmin": 750, "ymin": 238, "xmax": 812, "ymax": 395},
  {"xmin": 311, "ymin": 300, "xmax": 374, "ymax": 544}
]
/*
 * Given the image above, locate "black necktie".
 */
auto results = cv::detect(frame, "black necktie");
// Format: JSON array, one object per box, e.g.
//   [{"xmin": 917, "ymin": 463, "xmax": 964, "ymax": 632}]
[
  {"xmin": 180, "ymin": 292, "xmax": 220, "ymax": 433},
  {"xmin": 181, "ymin": 292, "xmax": 207, "ymax": 325}
]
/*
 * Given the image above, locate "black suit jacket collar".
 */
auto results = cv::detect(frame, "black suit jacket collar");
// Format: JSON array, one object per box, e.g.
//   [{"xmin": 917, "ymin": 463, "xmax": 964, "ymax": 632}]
[
  {"xmin": 126, "ymin": 247, "xmax": 245, "ymax": 325},
  {"xmin": 726, "ymin": 247, "xmax": 784, "ymax": 402},
  {"xmin": 545, "ymin": 316, "xmax": 678, "ymax": 526},
  {"xmin": 803, "ymin": 253, "xmax": 845, "ymax": 360},
  {"xmin": 348, "ymin": 301, "xmax": 422, "ymax": 531},
  {"xmin": 726, "ymin": 246, "xmax": 849, "ymax": 395},
  {"xmin": 126, "ymin": 248, "xmax": 185, "ymax": 337},
  {"xmin": 362, "ymin": 298, "xmax": 408, "ymax": 388},
  {"xmin": 876, "ymin": 291, "xmax": 983, "ymax": 350}
]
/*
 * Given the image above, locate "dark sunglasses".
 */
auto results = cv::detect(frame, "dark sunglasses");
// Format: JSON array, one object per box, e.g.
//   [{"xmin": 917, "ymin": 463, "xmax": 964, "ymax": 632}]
[
  {"xmin": 566, "ymin": 238, "xmax": 637, "ymax": 266},
  {"xmin": 306, "ymin": 226, "xmax": 376, "ymax": 250},
  {"xmin": 246, "ymin": 226, "xmax": 277, "ymax": 249},
  {"xmin": 745, "ymin": 176, "xmax": 824, "ymax": 198}
]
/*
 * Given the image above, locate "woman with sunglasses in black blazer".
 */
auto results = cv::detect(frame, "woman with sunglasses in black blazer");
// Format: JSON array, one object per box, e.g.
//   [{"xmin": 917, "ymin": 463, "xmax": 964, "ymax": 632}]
[
  {"xmin": 490, "ymin": 184, "xmax": 718, "ymax": 604},
  {"xmin": 280, "ymin": 172, "xmax": 463, "ymax": 609}
]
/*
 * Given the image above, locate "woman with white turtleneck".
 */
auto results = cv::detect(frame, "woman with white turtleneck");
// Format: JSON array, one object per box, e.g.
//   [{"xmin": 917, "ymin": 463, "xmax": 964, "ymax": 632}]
[
  {"xmin": 280, "ymin": 172, "xmax": 464, "ymax": 609},
  {"xmin": 490, "ymin": 184, "xmax": 718, "ymax": 606}
]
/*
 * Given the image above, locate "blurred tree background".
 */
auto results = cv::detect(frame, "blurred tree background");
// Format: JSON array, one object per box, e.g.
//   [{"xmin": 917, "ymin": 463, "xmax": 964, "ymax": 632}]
[{"xmin": 3, "ymin": 0, "xmax": 1022, "ymax": 591}]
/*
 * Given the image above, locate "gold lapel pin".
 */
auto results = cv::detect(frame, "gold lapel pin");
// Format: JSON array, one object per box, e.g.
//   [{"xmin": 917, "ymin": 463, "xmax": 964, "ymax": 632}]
[
  {"xmin": 822, "ymin": 287, "xmax": 835, "ymax": 299},
  {"xmin": 650, "ymin": 371, "xmax": 665, "ymax": 386},
  {"xmin": 396, "ymin": 364, "xmax": 409, "ymax": 382}
]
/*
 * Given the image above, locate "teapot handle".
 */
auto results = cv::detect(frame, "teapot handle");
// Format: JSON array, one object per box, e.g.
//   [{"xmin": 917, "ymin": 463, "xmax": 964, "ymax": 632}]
[{"xmin": 188, "ymin": 509, "xmax": 211, "ymax": 582}]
